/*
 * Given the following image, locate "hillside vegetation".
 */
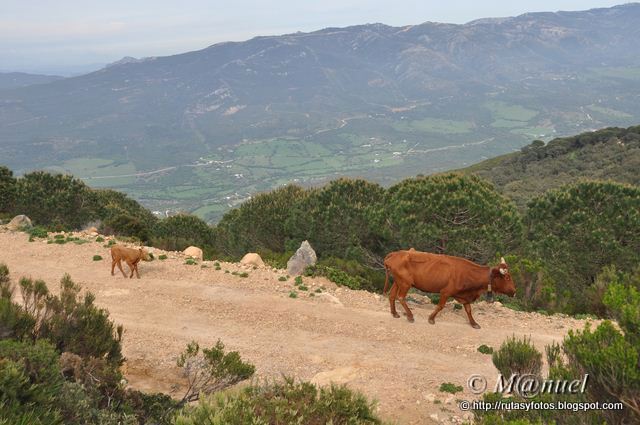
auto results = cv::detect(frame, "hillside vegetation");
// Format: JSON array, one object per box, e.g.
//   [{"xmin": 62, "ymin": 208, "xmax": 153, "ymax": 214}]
[{"xmin": 461, "ymin": 125, "xmax": 640, "ymax": 208}]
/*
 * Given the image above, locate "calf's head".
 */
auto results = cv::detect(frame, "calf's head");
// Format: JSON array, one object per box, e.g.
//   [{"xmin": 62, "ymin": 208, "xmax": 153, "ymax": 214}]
[
  {"xmin": 491, "ymin": 257, "xmax": 516, "ymax": 297},
  {"xmin": 139, "ymin": 248, "xmax": 152, "ymax": 261}
]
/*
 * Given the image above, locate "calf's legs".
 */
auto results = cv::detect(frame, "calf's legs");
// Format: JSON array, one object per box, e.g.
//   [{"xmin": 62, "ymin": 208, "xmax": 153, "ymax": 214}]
[{"xmin": 112, "ymin": 259, "xmax": 127, "ymax": 278}]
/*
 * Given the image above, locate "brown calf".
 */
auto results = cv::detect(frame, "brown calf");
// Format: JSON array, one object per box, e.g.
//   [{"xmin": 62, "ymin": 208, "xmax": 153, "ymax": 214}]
[
  {"xmin": 383, "ymin": 249, "xmax": 516, "ymax": 328},
  {"xmin": 110, "ymin": 245, "xmax": 151, "ymax": 279}
]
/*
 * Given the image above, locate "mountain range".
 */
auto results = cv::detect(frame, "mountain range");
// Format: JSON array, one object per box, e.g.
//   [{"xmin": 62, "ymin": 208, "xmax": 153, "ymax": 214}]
[{"xmin": 1, "ymin": 3, "xmax": 640, "ymax": 221}]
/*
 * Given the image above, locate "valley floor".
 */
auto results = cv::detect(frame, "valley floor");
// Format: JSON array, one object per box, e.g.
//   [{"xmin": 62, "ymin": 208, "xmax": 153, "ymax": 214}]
[{"xmin": 0, "ymin": 229, "xmax": 590, "ymax": 424}]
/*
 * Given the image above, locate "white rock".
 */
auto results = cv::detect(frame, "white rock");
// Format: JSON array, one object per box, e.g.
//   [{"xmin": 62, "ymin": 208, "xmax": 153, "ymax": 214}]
[
  {"xmin": 241, "ymin": 253, "xmax": 265, "ymax": 267},
  {"xmin": 8, "ymin": 215, "xmax": 32, "ymax": 231},
  {"xmin": 183, "ymin": 246, "xmax": 203, "ymax": 261}
]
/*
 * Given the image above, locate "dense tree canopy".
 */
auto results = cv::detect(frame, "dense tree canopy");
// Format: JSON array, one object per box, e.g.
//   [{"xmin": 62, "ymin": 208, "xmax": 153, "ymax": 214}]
[
  {"xmin": 374, "ymin": 174, "xmax": 522, "ymax": 263},
  {"xmin": 526, "ymin": 181, "xmax": 640, "ymax": 304}
]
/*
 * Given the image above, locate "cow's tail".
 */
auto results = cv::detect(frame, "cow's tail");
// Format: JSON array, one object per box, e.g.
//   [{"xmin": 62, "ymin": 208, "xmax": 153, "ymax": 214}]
[{"xmin": 383, "ymin": 264, "xmax": 391, "ymax": 296}]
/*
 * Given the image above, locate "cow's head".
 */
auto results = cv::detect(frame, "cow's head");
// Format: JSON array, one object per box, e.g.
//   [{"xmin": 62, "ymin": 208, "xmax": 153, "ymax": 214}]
[{"xmin": 490, "ymin": 257, "xmax": 516, "ymax": 297}]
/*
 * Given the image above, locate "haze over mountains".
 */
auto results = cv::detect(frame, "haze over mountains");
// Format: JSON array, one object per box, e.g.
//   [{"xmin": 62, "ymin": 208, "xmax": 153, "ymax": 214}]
[{"xmin": 1, "ymin": 3, "xmax": 640, "ymax": 221}]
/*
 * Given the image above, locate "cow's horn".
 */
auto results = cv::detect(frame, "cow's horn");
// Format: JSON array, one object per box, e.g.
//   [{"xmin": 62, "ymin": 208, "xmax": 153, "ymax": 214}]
[{"xmin": 500, "ymin": 257, "xmax": 506, "ymax": 264}]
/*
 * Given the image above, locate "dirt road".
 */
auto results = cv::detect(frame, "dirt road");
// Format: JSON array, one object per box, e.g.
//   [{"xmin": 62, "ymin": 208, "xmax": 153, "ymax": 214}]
[{"xmin": 0, "ymin": 229, "xmax": 591, "ymax": 424}]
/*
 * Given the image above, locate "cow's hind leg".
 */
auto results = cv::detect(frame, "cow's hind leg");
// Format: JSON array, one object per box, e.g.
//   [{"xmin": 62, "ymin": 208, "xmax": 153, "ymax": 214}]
[
  {"xmin": 396, "ymin": 283, "xmax": 415, "ymax": 323},
  {"xmin": 428, "ymin": 292, "xmax": 449, "ymax": 324},
  {"xmin": 463, "ymin": 303, "xmax": 481, "ymax": 329},
  {"xmin": 116, "ymin": 259, "xmax": 127, "ymax": 278},
  {"xmin": 388, "ymin": 283, "xmax": 400, "ymax": 318}
]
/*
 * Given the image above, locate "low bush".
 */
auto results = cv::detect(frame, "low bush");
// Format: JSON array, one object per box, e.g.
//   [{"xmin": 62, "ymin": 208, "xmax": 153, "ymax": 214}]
[
  {"xmin": 478, "ymin": 344, "xmax": 494, "ymax": 355},
  {"xmin": 93, "ymin": 255, "xmax": 102, "ymax": 261},
  {"xmin": 289, "ymin": 291, "xmax": 298, "ymax": 299},
  {"xmin": 174, "ymin": 377, "xmax": 385, "ymax": 425},
  {"xmin": 176, "ymin": 340, "xmax": 255, "ymax": 404},
  {"xmin": 492, "ymin": 336, "xmax": 542, "ymax": 378},
  {"xmin": 159, "ymin": 254, "xmax": 167, "ymax": 260},
  {"xmin": 27, "ymin": 226, "xmax": 48, "ymax": 239}
]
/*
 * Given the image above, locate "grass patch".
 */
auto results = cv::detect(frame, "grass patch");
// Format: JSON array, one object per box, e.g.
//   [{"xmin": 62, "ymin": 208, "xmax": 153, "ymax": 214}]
[
  {"xmin": 92, "ymin": 255, "xmax": 103, "ymax": 261},
  {"xmin": 298, "ymin": 285, "xmax": 308, "ymax": 291},
  {"xmin": 239, "ymin": 272, "xmax": 249, "ymax": 278},
  {"xmin": 185, "ymin": 258, "xmax": 197, "ymax": 265},
  {"xmin": 439, "ymin": 383, "xmax": 463, "ymax": 394},
  {"xmin": 278, "ymin": 276, "xmax": 288, "ymax": 281},
  {"xmin": 289, "ymin": 291, "xmax": 298, "ymax": 299},
  {"xmin": 159, "ymin": 254, "xmax": 168, "ymax": 260},
  {"xmin": 294, "ymin": 276, "xmax": 303, "ymax": 286},
  {"xmin": 95, "ymin": 236, "xmax": 105, "ymax": 242}
]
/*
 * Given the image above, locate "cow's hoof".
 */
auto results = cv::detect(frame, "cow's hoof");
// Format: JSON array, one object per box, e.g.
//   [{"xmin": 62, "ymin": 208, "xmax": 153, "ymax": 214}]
[
  {"xmin": 471, "ymin": 323, "xmax": 481, "ymax": 329},
  {"xmin": 407, "ymin": 317, "xmax": 415, "ymax": 323},
  {"xmin": 392, "ymin": 313, "xmax": 400, "ymax": 318},
  {"xmin": 428, "ymin": 318, "xmax": 435, "ymax": 325}
]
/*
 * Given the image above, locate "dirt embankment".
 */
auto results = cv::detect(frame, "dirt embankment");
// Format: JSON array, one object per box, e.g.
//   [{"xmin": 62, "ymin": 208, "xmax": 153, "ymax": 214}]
[{"xmin": 0, "ymin": 229, "xmax": 592, "ymax": 424}]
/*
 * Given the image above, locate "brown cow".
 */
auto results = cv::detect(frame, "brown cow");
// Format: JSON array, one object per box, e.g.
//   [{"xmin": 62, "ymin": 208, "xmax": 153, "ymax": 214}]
[
  {"xmin": 110, "ymin": 245, "xmax": 151, "ymax": 279},
  {"xmin": 383, "ymin": 249, "xmax": 516, "ymax": 328}
]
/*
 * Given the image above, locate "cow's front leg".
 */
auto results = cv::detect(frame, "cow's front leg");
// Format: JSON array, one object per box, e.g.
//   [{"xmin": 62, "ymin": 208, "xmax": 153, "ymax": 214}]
[
  {"xmin": 126, "ymin": 260, "xmax": 135, "ymax": 278},
  {"xmin": 133, "ymin": 260, "xmax": 141, "ymax": 279},
  {"xmin": 388, "ymin": 284, "xmax": 400, "ymax": 318},
  {"xmin": 428, "ymin": 293, "xmax": 449, "ymax": 324},
  {"xmin": 463, "ymin": 303, "xmax": 481, "ymax": 329}
]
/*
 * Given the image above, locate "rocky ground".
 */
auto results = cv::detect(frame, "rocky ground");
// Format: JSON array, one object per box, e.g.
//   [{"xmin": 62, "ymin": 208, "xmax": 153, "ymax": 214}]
[{"xmin": 0, "ymin": 227, "xmax": 594, "ymax": 424}]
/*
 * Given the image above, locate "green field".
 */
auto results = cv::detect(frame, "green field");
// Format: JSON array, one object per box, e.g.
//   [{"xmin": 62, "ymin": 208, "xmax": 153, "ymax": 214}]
[{"xmin": 47, "ymin": 158, "xmax": 137, "ymax": 188}]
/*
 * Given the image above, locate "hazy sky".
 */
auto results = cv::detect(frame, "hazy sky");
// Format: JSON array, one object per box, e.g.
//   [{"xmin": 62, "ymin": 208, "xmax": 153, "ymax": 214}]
[{"xmin": 0, "ymin": 0, "xmax": 628, "ymax": 75}]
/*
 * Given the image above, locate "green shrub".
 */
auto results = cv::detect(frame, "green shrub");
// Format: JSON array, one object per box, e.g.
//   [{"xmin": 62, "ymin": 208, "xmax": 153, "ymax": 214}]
[
  {"xmin": 177, "ymin": 340, "xmax": 255, "ymax": 404},
  {"xmin": 174, "ymin": 377, "xmax": 385, "ymax": 425},
  {"xmin": 492, "ymin": 336, "xmax": 542, "ymax": 378},
  {"xmin": 54, "ymin": 234, "xmax": 65, "ymax": 239},
  {"xmin": 95, "ymin": 236, "xmax": 105, "ymax": 242},
  {"xmin": 0, "ymin": 340, "xmax": 65, "ymax": 425},
  {"xmin": 159, "ymin": 254, "xmax": 167, "ymax": 260},
  {"xmin": 238, "ymin": 272, "xmax": 249, "ymax": 278},
  {"xmin": 185, "ymin": 259, "xmax": 197, "ymax": 265},
  {"xmin": 478, "ymin": 344, "xmax": 494, "ymax": 355},
  {"xmin": 278, "ymin": 276, "xmax": 287, "ymax": 281},
  {"xmin": 92, "ymin": 255, "xmax": 102, "ymax": 261},
  {"xmin": 298, "ymin": 285, "xmax": 308, "ymax": 291},
  {"xmin": 28, "ymin": 226, "xmax": 48, "ymax": 239},
  {"xmin": 294, "ymin": 276, "xmax": 303, "ymax": 285},
  {"xmin": 258, "ymin": 249, "xmax": 294, "ymax": 269},
  {"xmin": 151, "ymin": 214, "xmax": 215, "ymax": 253},
  {"xmin": 439, "ymin": 382, "xmax": 463, "ymax": 394},
  {"xmin": 289, "ymin": 291, "xmax": 298, "ymax": 299}
]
